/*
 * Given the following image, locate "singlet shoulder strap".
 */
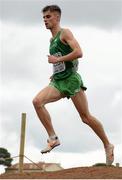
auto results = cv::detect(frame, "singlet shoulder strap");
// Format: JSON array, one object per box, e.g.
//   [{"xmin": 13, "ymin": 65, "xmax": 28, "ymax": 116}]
[
  {"xmin": 51, "ymin": 29, "xmax": 62, "ymax": 43},
  {"xmin": 59, "ymin": 28, "xmax": 64, "ymax": 36},
  {"xmin": 56, "ymin": 29, "xmax": 63, "ymax": 38}
]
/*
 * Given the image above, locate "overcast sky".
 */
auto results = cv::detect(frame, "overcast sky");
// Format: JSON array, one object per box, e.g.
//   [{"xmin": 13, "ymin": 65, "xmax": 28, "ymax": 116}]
[
  {"xmin": 0, "ymin": 0, "xmax": 122, "ymax": 173},
  {"xmin": 1, "ymin": 0, "xmax": 122, "ymax": 29}
]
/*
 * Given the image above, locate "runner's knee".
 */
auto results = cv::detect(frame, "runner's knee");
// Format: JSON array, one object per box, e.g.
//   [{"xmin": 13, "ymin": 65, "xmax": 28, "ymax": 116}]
[
  {"xmin": 32, "ymin": 96, "xmax": 44, "ymax": 108},
  {"xmin": 80, "ymin": 112, "xmax": 92, "ymax": 125}
]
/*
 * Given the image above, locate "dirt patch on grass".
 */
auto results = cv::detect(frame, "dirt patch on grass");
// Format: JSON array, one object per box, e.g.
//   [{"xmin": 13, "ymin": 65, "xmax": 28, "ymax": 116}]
[{"xmin": 0, "ymin": 167, "xmax": 122, "ymax": 179}]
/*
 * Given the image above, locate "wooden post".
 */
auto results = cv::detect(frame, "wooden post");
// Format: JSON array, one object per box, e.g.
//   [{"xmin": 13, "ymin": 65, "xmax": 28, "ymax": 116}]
[
  {"xmin": 19, "ymin": 113, "xmax": 26, "ymax": 173},
  {"xmin": 116, "ymin": 163, "xmax": 120, "ymax": 167}
]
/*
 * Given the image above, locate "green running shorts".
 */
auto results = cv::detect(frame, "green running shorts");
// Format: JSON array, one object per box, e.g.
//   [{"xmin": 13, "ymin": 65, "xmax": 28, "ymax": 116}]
[{"xmin": 49, "ymin": 72, "xmax": 87, "ymax": 98}]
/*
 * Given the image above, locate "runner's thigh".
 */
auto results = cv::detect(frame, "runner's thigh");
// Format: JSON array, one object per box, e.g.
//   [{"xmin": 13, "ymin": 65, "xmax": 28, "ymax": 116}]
[
  {"xmin": 71, "ymin": 89, "xmax": 90, "ymax": 115},
  {"xmin": 35, "ymin": 86, "xmax": 63, "ymax": 104}
]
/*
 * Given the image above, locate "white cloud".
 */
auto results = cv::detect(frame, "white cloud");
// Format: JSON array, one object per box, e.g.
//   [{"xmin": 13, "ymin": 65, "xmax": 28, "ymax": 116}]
[{"xmin": 73, "ymin": 26, "xmax": 122, "ymax": 85}]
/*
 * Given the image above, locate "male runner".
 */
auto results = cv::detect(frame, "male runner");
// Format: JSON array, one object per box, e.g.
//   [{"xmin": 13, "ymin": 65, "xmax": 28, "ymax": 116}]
[{"xmin": 33, "ymin": 5, "xmax": 114, "ymax": 165}]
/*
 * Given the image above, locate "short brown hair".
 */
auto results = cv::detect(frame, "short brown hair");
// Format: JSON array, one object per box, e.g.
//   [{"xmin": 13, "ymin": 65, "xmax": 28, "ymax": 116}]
[{"xmin": 42, "ymin": 5, "xmax": 61, "ymax": 16}]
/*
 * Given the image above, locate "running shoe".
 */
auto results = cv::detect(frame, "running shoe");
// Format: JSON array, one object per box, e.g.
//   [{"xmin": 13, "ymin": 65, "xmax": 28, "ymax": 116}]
[
  {"xmin": 105, "ymin": 144, "xmax": 114, "ymax": 166},
  {"xmin": 41, "ymin": 136, "xmax": 60, "ymax": 154}
]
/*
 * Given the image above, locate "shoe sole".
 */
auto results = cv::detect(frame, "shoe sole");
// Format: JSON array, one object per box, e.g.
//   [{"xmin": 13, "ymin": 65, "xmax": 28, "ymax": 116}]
[{"xmin": 41, "ymin": 143, "xmax": 60, "ymax": 154}]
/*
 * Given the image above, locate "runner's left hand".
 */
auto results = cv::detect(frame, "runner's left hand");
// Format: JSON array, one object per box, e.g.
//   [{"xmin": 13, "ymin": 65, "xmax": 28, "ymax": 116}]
[{"xmin": 48, "ymin": 55, "xmax": 59, "ymax": 64}]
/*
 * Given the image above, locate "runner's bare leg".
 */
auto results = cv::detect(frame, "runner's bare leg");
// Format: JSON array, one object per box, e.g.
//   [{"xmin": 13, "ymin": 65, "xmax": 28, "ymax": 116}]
[
  {"xmin": 71, "ymin": 89, "xmax": 110, "ymax": 148},
  {"xmin": 33, "ymin": 86, "xmax": 62, "ymax": 137}
]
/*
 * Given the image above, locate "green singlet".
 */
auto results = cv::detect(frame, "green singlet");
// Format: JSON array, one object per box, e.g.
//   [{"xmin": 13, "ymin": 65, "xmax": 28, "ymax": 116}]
[{"xmin": 49, "ymin": 29, "xmax": 87, "ymax": 98}]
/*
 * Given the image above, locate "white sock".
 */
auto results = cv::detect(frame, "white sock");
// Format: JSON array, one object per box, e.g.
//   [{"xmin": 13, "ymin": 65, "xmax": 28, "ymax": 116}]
[{"xmin": 49, "ymin": 134, "xmax": 58, "ymax": 140}]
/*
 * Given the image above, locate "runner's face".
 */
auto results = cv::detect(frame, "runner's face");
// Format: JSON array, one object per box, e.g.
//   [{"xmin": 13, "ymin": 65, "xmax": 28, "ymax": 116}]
[{"xmin": 43, "ymin": 11, "xmax": 59, "ymax": 29}]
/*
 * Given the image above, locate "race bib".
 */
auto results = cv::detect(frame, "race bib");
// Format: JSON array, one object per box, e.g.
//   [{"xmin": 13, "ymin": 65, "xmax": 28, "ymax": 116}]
[
  {"xmin": 52, "ymin": 52, "xmax": 66, "ymax": 74},
  {"xmin": 53, "ymin": 62, "xmax": 66, "ymax": 74}
]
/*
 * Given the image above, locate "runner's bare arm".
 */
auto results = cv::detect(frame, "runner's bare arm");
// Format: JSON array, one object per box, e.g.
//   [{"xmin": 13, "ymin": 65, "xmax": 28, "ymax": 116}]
[
  {"xmin": 48, "ymin": 29, "xmax": 83, "ymax": 64},
  {"xmin": 60, "ymin": 28, "xmax": 83, "ymax": 59}
]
